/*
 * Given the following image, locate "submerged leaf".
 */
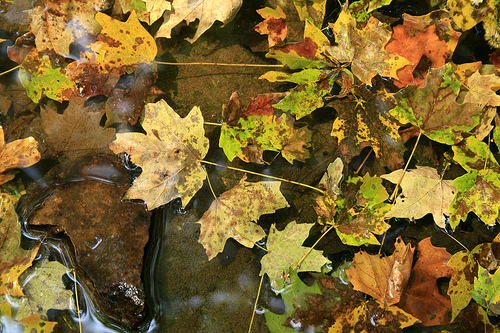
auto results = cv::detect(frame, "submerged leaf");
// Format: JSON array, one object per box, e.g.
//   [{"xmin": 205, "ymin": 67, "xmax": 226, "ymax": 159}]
[
  {"xmin": 197, "ymin": 176, "xmax": 289, "ymax": 260},
  {"xmin": 109, "ymin": 99, "xmax": 209, "ymax": 210}
]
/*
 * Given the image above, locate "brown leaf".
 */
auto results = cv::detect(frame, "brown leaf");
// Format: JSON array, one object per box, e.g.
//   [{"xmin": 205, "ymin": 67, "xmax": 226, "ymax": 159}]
[
  {"xmin": 398, "ymin": 237, "xmax": 453, "ymax": 326},
  {"xmin": 346, "ymin": 237, "xmax": 414, "ymax": 306},
  {"xmin": 254, "ymin": 6, "xmax": 287, "ymax": 48}
]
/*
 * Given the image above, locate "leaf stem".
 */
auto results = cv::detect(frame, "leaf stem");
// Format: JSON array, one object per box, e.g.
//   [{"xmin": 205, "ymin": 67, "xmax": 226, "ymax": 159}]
[
  {"xmin": 204, "ymin": 122, "xmax": 223, "ymax": 127},
  {"xmin": 72, "ymin": 269, "xmax": 82, "ymax": 333},
  {"xmin": 293, "ymin": 224, "xmax": 335, "ymax": 270},
  {"xmin": 155, "ymin": 61, "xmax": 285, "ymax": 68},
  {"xmin": 200, "ymin": 160, "xmax": 325, "ymax": 195},
  {"xmin": 204, "ymin": 169, "xmax": 218, "ymax": 201},
  {"xmin": 0, "ymin": 65, "xmax": 20, "ymax": 76},
  {"xmin": 248, "ymin": 274, "xmax": 265, "ymax": 333},
  {"xmin": 389, "ymin": 132, "xmax": 422, "ymax": 202}
]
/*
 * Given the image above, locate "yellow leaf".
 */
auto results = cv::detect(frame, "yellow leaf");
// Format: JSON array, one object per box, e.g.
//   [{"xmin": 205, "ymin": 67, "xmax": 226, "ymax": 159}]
[{"xmin": 109, "ymin": 99, "xmax": 209, "ymax": 210}]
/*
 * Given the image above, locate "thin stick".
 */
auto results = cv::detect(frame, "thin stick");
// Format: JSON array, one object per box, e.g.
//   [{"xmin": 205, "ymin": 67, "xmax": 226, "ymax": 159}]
[
  {"xmin": 200, "ymin": 160, "xmax": 325, "ymax": 195},
  {"xmin": 248, "ymin": 274, "xmax": 265, "ymax": 333},
  {"xmin": 293, "ymin": 224, "xmax": 335, "ymax": 270},
  {"xmin": 355, "ymin": 147, "xmax": 373, "ymax": 174},
  {"xmin": 156, "ymin": 61, "xmax": 285, "ymax": 68},
  {"xmin": 389, "ymin": 132, "xmax": 422, "ymax": 202},
  {"xmin": 0, "ymin": 65, "xmax": 20, "ymax": 76},
  {"xmin": 73, "ymin": 269, "xmax": 82, "ymax": 333}
]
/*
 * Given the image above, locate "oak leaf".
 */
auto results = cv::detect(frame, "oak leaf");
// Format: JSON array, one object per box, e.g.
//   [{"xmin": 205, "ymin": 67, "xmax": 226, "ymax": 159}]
[
  {"xmin": 398, "ymin": 237, "xmax": 453, "ymax": 326},
  {"xmin": 155, "ymin": 0, "xmax": 242, "ymax": 43},
  {"xmin": 0, "ymin": 126, "xmax": 41, "ymax": 186},
  {"xmin": 385, "ymin": 11, "xmax": 461, "ymax": 88},
  {"xmin": 260, "ymin": 221, "xmax": 328, "ymax": 290},
  {"xmin": 109, "ymin": 99, "xmax": 209, "ymax": 210},
  {"xmin": 346, "ymin": 237, "xmax": 414, "ymax": 306},
  {"xmin": 325, "ymin": 5, "xmax": 412, "ymax": 85},
  {"xmin": 381, "ymin": 166, "xmax": 456, "ymax": 228},
  {"xmin": 198, "ymin": 176, "xmax": 289, "ymax": 260}
]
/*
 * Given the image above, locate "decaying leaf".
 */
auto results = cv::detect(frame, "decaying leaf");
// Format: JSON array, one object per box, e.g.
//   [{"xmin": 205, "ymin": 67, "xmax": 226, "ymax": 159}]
[
  {"xmin": 346, "ymin": 236, "xmax": 414, "ymax": 306},
  {"xmin": 381, "ymin": 166, "xmax": 456, "ymax": 228},
  {"xmin": 471, "ymin": 266, "xmax": 500, "ymax": 316},
  {"xmin": 109, "ymin": 99, "xmax": 209, "ymax": 210},
  {"xmin": 254, "ymin": 6, "xmax": 287, "ymax": 48},
  {"xmin": 398, "ymin": 237, "xmax": 453, "ymax": 326},
  {"xmin": 0, "ymin": 193, "xmax": 40, "ymax": 297},
  {"xmin": 41, "ymin": 97, "xmax": 116, "ymax": 155},
  {"xmin": 155, "ymin": 0, "xmax": 242, "ymax": 42},
  {"xmin": 197, "ymin": 175, "xmax": 289, "ymax": 260},
  {"xmin": 0, "ymin": 126, "xmax": 41, "ymax": 186},
  {"xmin": 260, "ymin": 221, "xmax": 328, "ymax": 290}
]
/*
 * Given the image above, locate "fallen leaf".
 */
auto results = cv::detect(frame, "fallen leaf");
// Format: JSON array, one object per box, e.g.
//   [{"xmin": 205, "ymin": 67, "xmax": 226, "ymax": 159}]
[
  {"xmin": 14, "ymin": 261, "xmax": 73, "ymax": 320},
  {"xmin": 155, "ymin": 0, "xmax": 242, "ymax": 43},
  {"xmin": 28, "ymin": 0, "xmax": 106, "ymax": 56},
  {"xmin": 0, "ymin": 193, "xmax": 40, "ymax": 297},
  {"xmin": 398, "ymin": 237, "xmax": 453, "ymax": 326},
  {"xmin": 41, "ymin": 97, "xmax": 116, "ymax": 155},
  {"xmin": 447, "ymin": 0, "xmax": 498, "ymax": 31},
  {"xmin": 385, "ymin": 10, "xmax": 461, "ymax": 88},
  {"xmin": 119, "ymin": 0, "xmax": 171, "ymax": 25},
  {"xmin": 346, "ymin": 236, "xmax": 414, "ymax": 306},
  {"xmin": 463, "ymin": 70, "xmax": 500, "ymax": 108},
  {"xmin": 452, "ymin": 136, "xmax": 500, "ymax": 174},
  {"xmin": 381, "ymin": 166, "xmax": 456, "ymax": 228},
  {"xmin": 12, "ymin": 313, "xmax": 57, "ymax": 333},
  {"xmin": 330, "ymin": 85, "xmax": 405, "ymax": 170},
  {"xmin": 0, "ymin": 126, "xmax": 41, "ymax": 186},
  {"xmin": 197, "ymin": 175, "xmax": 289, "ymax": 260},
  {"xmin": 390, "ymin": 64, "xmax": 483, "ymax": 145},
  {"xmin": 472, "ymin": 266, "xmax": 500, "ymax": 316},
  {"xmin": 325, "ymin": 5, "xmax": 412, "ymax": 85},
  {"xmin": 260, "ymin": 221, "xmax": 328, "ymax": 290},
  {"xmin": 220, "ymin": 91, "xmax": 311, "ymax": 164},
  {"xmin": 347, "ymin": 0, "xmax": 393, "ymax": 23},
  {"xmin": 254, "ymin": 6, "xmax": 287, "ymax": 48},
  {"xmin": 109, "ymin": 99, "xmax": 209, "ymax": 210}
]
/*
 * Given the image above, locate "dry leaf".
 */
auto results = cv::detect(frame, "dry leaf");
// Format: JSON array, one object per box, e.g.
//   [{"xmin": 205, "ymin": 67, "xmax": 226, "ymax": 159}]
[
  {"xmin": 198, "ymin": 175, "xmax": 289, "ymax": 260},
  {"xmin": 109, "ymin": 99, "xmax": 209, "ymax": 210},
  {"xmin": 346, "ymin": 237, "xmax": 414, "ymax": 306}
]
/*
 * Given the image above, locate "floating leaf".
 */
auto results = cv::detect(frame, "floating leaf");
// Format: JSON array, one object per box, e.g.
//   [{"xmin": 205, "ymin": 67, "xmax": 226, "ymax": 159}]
[
  {"xmin": 155, "ymin": 0, "xmax": 242, "ymax": 43},
  {"xmin": 398, "ymin": 237, "xmax": 453, "ymax": 326},
  {"xmin": 254, "ymin": 6, "xmax": 287, "ymax": 48},
  {"xmin": 109, "ymin": 99, "xmax": 209, "ymax": 210},
  {"xmin": 381, "ymin": 166, "xmax": 456, "ymax": 228},
  {"xmin": 197, "ymin": 176, "xmax": 289, "ymax": 260},
  {"xmin": 346, "ymin": 237, "xmax": 414, "ymax": 306},
  {"xmin": 260, "ymin": 221, "xmax": 328, "ymax": 290},
  {"xmin": 0, "ymin": 126, "xmax": 41, "ymax": 186},
  {"xmin": 472, "ymin": 266, "xmax": 500, "ymax": 315}
]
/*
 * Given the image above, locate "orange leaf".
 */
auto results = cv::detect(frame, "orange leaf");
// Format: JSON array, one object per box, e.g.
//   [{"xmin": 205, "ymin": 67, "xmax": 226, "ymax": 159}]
[
  {"xmin": 398, "ymin": 237, "xmax": 453, "ymax": 326},
  {"xmin": 346, "ymin": 236, "xmax": 414, "ymax": 306}
]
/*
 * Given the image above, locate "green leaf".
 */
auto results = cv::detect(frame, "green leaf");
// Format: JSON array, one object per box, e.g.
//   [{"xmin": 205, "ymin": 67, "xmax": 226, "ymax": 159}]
[
  {"xmin": 260, "ymin": 222, "xmax": 328, "ymax": 290},
  {"xmin": 348, "ymin": 0, "xmax": 393, "ymax": 23},
  {"xmin": 19, "ymin": 56, "xmax": 73, "ymax": 103},
  {"xmin": 452, "ymin": 136, "xmax": 500, "ymax": 173},
  {"xmin": 472, "ymin": 266, "xmax": 500, "ymax": 315},
  {"xmin": 264, "ymin": 269, "xmax": 321, "ymax": 333}
]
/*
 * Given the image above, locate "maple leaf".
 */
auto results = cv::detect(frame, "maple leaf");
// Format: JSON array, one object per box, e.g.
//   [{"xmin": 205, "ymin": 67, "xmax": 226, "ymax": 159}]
[
  {"xmin": 0, "ymin": 126, "xmax": 41, "ymax": 186},
  {"xmin": 0, "ymin": 193, "xmax": 40, "ymax": 297},
  {"xmin": 385, "ymin": 10, "xmax": 461, "ymax": 88},
  {"xmin": 254, "ymin": 6, "xmax": 287, "ymax": 48},
  {"xmin": 41, "ymin": 97, "xmax": 116, "ymax": 155},
  {"xmin": 0, "ymin": 309, "xmax": 57, "ymax": 333},
  {"xmin": 330, "ymin": 85, "xmax": 405, "ymax": 170},
  {"xmin": 347, "ymin": 0, "xmax": 393, "ymax": 23},
  {"xmin": 447, "ymin": 233, "xmax": 500, "ymax": 321},
  {"xmin": 155, "ymin": 0, "xmax": 242, "ymax": 43},
  {"xmin": 472, "ymin": 266, "xmax": 500, "ymax": 316},
  {"xmin": 18, "ymin": 54, "xmax": 74, "ymax": 103},
  {"xmin": 447, "ymin": 0, "xmax": 499, "ymax": 31},
  {"xmin": 463, "ymin": 69, "xmax": 500, "ymax": 108},
  {"xmin": 381, "ymin": 166, "xmax": 456, "ymax": 228},
  {"xmin": 119, "ymin": 0, "xmax": 171, "ymax": 25},
  {"xmin": 398, "ymin": 237, "xmax": 453, "ymax": 326},
  {"xmin": 109, "ymin": 99, "xmax": 209, "ymax": 210},
  {"xmin": 346, "ymin": 236, "xmax": 414, "ymax": 306},
  {"xmin": 197, "ymin": 176, "xmax": 289, "ymax": 260},
  {"xmin": 87, "ymin": 11, "xmax": 157, "ymax": 73},
  {"xmin": 452, "ymin": 136, "xmax": 500, "ymax": 174},
  {"xmin": 325, "ymin": 5, "xmax": 412, "ymax": 85},
  {"xmin": 28, "ymin": 0, "xmax": 106, "ymax": 56},
  {"xmin": 219, "ymin": 92, "xmax": 312, "ymax": 164},
  {"xmin": 390, "ymin": 64, "xmax": 482, "ymax": 145},
  {"xmin": 260, "ymin": 221, "xmax": 328, "ymax": 290}
]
